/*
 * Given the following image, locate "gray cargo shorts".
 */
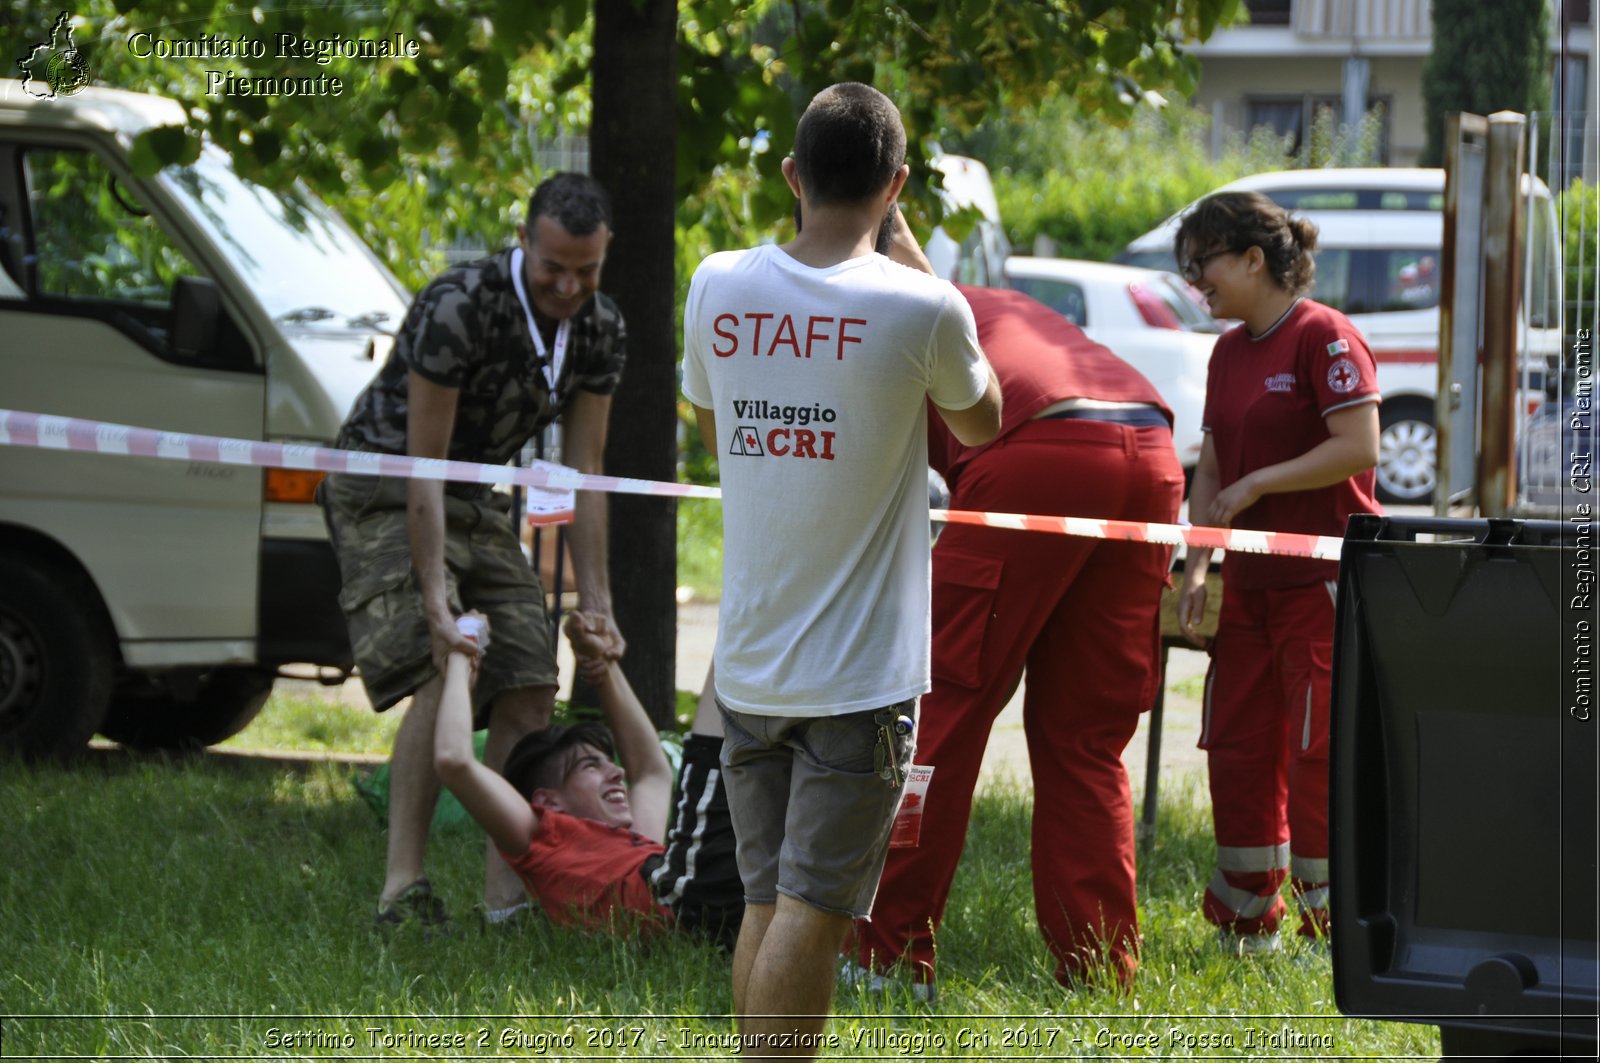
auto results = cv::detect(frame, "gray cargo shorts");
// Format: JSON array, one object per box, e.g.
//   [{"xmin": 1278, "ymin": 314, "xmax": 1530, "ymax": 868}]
[
  {"xmin": 718, "ymin": 699, "xmax": 915, "ymax": 919},
  {"xmin": 318, "ymin": 472, "xmax": 557, "ymax": 721}
]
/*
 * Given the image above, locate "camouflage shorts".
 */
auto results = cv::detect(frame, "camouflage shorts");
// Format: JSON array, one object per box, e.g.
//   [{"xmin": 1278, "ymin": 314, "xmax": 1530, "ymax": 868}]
[{"xmin": 318, "ymin": 472, "xmax": 558, "ymax": 721}]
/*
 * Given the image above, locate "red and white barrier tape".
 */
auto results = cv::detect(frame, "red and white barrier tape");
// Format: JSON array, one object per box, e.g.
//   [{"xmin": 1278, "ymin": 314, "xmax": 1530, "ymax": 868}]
[
  {"xmin": 0, "ymin": 409, "xmax": 1343, "ymax": 560},
  {"xmin": 933, "ymin": 508, "xmax": 1341, "ymax": 561},
  {"xmin": 0, "ymin": 409, "xmax": 719, "ymax": 500}
]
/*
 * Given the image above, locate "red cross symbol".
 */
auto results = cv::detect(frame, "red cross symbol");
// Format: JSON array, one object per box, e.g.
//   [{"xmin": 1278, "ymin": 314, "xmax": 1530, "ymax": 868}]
[{"xmin": 1329, "ymin": 360, "xmax": 1359, "ymax": 392}]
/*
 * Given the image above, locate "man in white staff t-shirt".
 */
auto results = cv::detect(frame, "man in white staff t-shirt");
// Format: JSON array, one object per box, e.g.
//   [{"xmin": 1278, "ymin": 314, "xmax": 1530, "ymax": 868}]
[{"xmin": 681, "ymin": 82, "xmax": 1001, "ymax": 1057}]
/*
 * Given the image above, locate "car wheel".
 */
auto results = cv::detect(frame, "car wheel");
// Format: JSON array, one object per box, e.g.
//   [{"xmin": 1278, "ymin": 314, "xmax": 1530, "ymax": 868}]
[
  {"xmin": 0, "ymin": 555, "xmax": 115, "ymax": 759},
  {"xmin": 100, "ymin": 667, "xmax": 276, "ymax": 750},
  {"xmin": 1377, "ymin": 398, "xmax": 1437, "ymax": 505}
]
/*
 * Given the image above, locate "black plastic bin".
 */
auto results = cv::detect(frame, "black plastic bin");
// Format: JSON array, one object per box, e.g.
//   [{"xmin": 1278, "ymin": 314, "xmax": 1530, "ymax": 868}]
[{"xmin": 1331, "ymin": 514, "xmax": 1598, "ymax": 1058}]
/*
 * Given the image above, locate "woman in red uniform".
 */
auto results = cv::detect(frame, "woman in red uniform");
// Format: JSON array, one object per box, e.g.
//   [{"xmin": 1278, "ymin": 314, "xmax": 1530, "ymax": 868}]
[{"xmin": 1174, "ymin": 192, "xmax": 1381, "ymax": 952}]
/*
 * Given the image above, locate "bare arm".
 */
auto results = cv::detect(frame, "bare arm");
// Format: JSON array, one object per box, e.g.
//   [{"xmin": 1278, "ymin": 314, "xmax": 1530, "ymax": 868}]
[
  {"xmin": 561, "ymin": 390, "xmax": 623, "ymax": 658},
  {"xmin": 565, "ymin": 612, "xmax": 672, "ymax": 843},
  {"xmin": 880, "ymin": 207, "xmax": 1004, "ymax": 445},
  {"xmin": 433, "ymin": 649, "xmax": 540, "ymax": 855},
  {"xmin": 1206, "ymin": 402, "xmax": 1380, "ymax": 527},
  {"xmin": 883, "ymin": 207, "xmax": 935, "ymax": 275},
  {"xmin": 692, "ymin": 403, "xmax": 717, "ymax": 465},
  {"xmin": 1177, "ymin": 434, "xmax": 1220, "ymax": 647},
  {"xmin": 933, "ymin": 366, "xmax": 1002, "ymax": 446},
  {"xmin": 406, "ymin": 372, "xmax": 479, "ymax": 667}
]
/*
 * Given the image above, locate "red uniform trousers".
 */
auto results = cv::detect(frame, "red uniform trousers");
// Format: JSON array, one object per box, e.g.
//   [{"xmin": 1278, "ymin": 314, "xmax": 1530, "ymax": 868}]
[
  {"xmin": 1199, "ymin": 580, "xmax": 1336, "ymax": 937},
  {"xmin": 856, "ymin": 417, "xmax": 1184, "ymax": 988}
]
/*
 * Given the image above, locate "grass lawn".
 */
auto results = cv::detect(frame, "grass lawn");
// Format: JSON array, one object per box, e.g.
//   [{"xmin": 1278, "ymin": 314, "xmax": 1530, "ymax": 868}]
[{"xmin": 0, "ymin": 690, "xmax": 1440, "ymax": 1059}]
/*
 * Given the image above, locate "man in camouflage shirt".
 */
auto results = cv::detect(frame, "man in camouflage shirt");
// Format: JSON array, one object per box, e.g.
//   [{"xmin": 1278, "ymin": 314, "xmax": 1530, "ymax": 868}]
[{"xmin": 320, "ymin": 172, "xmax": 627, "ymax": 926}]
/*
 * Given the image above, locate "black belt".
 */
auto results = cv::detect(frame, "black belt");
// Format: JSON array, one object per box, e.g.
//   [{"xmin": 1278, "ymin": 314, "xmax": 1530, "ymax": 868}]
[{"xmin": 1039, "ymin": 406, "xmax": 1170, "ymax": 429}]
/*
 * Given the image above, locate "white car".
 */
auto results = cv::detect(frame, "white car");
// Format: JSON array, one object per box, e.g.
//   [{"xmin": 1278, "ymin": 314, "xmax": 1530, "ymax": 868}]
[{"xmin": 1004, "ymin": 257, "xmax": 1219, "ymax": 473}]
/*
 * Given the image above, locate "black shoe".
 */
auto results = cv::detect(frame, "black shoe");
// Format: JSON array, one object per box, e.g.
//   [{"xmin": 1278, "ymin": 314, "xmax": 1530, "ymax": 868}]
[{"xmin": 375, "ymin": 878, "xmax": 450, "ymax": 937}]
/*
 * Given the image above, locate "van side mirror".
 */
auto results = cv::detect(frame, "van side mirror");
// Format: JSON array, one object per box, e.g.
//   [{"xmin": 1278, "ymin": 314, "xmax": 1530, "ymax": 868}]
[{"xmin": 170, "ymin": 275, "xmax": 220, "ymax": 360}]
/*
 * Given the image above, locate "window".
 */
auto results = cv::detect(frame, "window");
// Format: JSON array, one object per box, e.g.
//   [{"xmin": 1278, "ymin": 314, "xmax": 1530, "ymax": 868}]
[
  {"xmin": 1264, "ymin": 188, "xmax": 1444, "ymax": 211},
  {"xmin": 1311, "ymin": 248, "xmax": 1440, "ymax": 315},
  {"xmin": 1244, "ymin": 96, "xmax": 1393, "ymax": 165},
  {"xmin": 1010, "ymin": 276, "xmax": 1088, "ymax": 326},
  {"xmin": 1376, "ymin": 250, "xmax": 1441, "ymax": 312},
  {"xmin": 1307, "ymin": 248, "xmax": 1354, "ymax": 313},
  {"xmin": 1243, "ymin": 0, "xmax": 1291, "ymax": 25},
  {"xmin": 25, "ymin": 147, "xmax": 197, "ymax": 303},
  {"xmin": 1151, "ymin": 275, "xmax": 1223, "ymax": 333}
]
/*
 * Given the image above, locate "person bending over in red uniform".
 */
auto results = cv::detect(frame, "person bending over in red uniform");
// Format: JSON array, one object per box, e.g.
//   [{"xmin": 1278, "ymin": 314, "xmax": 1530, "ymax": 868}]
[{"xmin": 850, "ymin": 221, "xmax": 1184, "ymax": 996}]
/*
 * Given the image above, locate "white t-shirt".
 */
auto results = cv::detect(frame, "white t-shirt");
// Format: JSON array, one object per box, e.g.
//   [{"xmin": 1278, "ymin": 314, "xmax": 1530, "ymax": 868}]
[{"xmin": 682, "ymin": 243, "xmax": 989, "ymax": 716}]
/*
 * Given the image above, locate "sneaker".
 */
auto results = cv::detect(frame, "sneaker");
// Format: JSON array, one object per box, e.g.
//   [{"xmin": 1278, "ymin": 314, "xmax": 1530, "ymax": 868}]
[
  {"xmin": 1217, "ymin": 928, "xmax": 1282, "ymax": 957},
  {"xmin": 477, "ymin": 900, "xmax": 534, "ymax": 931},
  {"xmin": 375, "ymin": 878, "xmax": 450, "ymax": 937},
  {"xmin": 838, "ymin": 958, "xmax": 937, "ymax": 1004}
]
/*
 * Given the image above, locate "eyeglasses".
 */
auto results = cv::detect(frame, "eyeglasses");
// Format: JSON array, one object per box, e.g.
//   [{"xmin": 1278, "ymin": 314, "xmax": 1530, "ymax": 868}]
[{"xmin": 1181, "ymin": 247, "xmax": 1238, "ymax": 284}]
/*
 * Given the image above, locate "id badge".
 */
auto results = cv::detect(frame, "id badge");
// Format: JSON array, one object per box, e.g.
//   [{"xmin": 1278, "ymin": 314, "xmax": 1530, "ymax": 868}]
[{"xmin": 888, "ymin": 765, "xmax": 934, "ymax": 848}]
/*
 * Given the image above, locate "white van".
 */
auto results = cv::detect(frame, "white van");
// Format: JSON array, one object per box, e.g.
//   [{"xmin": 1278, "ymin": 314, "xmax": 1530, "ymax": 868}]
[
  {"xmin": 923, "ymin": 154, "xmax": 1011, "ymax": 286},
  {"xmin": 0, "ymin": 81, "xmax": 402, "ymax": 756},
  {"xmin": 1119, "ymin": 168, "xmax": 1563, "ymax": 504}
]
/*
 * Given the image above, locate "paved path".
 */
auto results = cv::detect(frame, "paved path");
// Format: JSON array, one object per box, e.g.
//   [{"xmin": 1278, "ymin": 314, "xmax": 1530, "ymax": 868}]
[
  {"xmin": 671, "ymin": 600, "xmax": 1210, "ymax": 797},
  {"xmin": 279, "ymin": 598, "xmax": 1211, "ymax": 800}
]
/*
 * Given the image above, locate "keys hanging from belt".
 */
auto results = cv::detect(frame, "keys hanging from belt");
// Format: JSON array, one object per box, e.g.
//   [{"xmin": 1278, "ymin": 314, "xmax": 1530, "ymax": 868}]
[{"xmin": 874, "ymin": 708, "xmax": 913, "ymax": 788}]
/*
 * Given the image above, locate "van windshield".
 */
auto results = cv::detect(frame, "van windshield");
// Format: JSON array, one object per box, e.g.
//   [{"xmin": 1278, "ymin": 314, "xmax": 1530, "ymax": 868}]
[{"xmin": 160, "ymin": 146, "xmax": 409, "ymax": 329}]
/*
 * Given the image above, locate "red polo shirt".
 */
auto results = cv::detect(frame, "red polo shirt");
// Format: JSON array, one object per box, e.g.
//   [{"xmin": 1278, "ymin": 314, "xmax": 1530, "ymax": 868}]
[{"xmin": 1201, "ymin": 299, "xmax": 1381, "ymax": 589}]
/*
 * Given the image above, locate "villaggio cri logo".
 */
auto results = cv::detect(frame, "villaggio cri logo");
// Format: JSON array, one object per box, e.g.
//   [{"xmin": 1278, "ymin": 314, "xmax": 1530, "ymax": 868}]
[
  {"xmin": 17, "ymin": 11, "xmax": 91, "ymax": 98},
  {"xmin": 726, "ymin": 400, "xmax": 840, "ymax": 462}
]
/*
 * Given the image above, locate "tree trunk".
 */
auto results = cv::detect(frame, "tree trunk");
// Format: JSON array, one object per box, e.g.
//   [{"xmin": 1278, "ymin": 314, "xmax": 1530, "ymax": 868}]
[{"xmin": 590, "ymin": 0, "xmax": 680, "ymax": 728}]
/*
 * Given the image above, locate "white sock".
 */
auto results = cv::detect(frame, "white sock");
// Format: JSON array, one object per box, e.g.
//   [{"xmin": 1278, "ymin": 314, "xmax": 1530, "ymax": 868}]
[{"xmin": 484, "ymin": 901, "xmax": 532, "ymax": 924}]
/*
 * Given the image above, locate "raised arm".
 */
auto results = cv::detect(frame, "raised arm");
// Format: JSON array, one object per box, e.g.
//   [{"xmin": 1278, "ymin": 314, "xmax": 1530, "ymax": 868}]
[
  {"xmin": 432, "ymin": 621, "xmax": 540, "ymax": 855},
  {"xmin": 562, "ymin": 389, "xmax": 624, "ymax": 658},
  {"xmin": 565, "ymin": 612, "xmax": 673, "ymax": 843}
]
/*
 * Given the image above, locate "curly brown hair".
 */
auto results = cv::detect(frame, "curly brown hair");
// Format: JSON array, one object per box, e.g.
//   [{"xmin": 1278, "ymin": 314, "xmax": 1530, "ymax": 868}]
[{"xmin": 1174, "ymin": 191, "xmax": 1319, "ymax": 296}]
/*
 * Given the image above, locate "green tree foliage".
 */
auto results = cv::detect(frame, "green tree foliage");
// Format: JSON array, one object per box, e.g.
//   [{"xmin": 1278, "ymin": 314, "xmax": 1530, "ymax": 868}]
[
  {"xmin": 27, "ymin": 0, "xmax": 1239, "ymax": 267},
  {"xmin": 1561, "ymin": 180, "xmax": 1599, "ymax": 333},
  {"xmin": 1420, "ymin": 0, "xmax": 1550, "ymax": 168},
  {"xmin": 954, "ymin": 98, "xmax": 1284, "ymax": 262},
  {"xmin": 11, "ymin": 1, "xmax": 1236, "ymax": 697},
  {"xmin": 12, "ymin": 1, "xmax": 592, "ymax": 292}
]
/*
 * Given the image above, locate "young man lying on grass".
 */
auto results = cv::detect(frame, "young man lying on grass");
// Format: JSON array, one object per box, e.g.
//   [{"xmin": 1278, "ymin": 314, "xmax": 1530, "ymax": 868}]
[{"xmin": 434, "ymin": 611, "xmax": 741, "ymax": 948}]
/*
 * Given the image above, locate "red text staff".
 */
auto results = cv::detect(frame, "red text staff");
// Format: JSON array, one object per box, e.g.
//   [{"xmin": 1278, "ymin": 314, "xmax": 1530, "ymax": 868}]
[{"xmin": 712, "ymin": 313, "xmax": 867, "ymax": 361}]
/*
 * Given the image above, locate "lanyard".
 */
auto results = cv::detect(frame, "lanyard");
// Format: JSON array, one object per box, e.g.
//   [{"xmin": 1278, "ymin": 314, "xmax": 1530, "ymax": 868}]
[{"xmin": 511, "ymin": 247, "xmax": 570, "ymax": 393}]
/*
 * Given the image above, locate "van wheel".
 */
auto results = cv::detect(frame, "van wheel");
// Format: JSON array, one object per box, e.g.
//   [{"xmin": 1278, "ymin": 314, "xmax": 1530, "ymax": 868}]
[
  {"xmin": 1377, "ymin": 398, "xmax": 1437, "ymax": 505},
  {"xmin": 100, "ymin": 667, "xmax": 275, "ymax": 750},
  {"xmin": 0, "ymin": 555, "xmax": 115, "ymax": 759}
]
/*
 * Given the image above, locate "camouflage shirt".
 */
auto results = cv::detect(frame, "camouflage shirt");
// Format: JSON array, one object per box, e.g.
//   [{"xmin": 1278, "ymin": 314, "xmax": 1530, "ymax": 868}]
[{"xmin": 337, "ymin": 249, "xmax": 626, "ymax": 470}]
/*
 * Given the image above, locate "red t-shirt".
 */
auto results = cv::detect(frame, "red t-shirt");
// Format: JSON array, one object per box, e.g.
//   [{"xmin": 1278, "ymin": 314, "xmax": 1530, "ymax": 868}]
[
  {"xmin": 931, "ymin": 285, "xmax": 1173, "ymax": 478},
  {"xmin": 499, "ymin": 809, "xmax": 671, "ymax": 933},
  {"xmin": 1201, "ymin": 299, "xmax": 1381, "ymax": 589}
]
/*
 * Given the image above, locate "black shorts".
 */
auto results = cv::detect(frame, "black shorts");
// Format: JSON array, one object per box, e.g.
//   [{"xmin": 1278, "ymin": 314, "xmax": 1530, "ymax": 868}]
[{"xmin": 644, "ymin": 733, "xmax": 743, "ymax": 951}]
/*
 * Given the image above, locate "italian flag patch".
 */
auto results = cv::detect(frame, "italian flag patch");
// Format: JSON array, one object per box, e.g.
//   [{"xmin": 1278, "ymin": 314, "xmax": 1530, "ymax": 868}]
[{"xmin": 1326, "ymin": 338, "xmax": 1350, "ymax": 356}]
